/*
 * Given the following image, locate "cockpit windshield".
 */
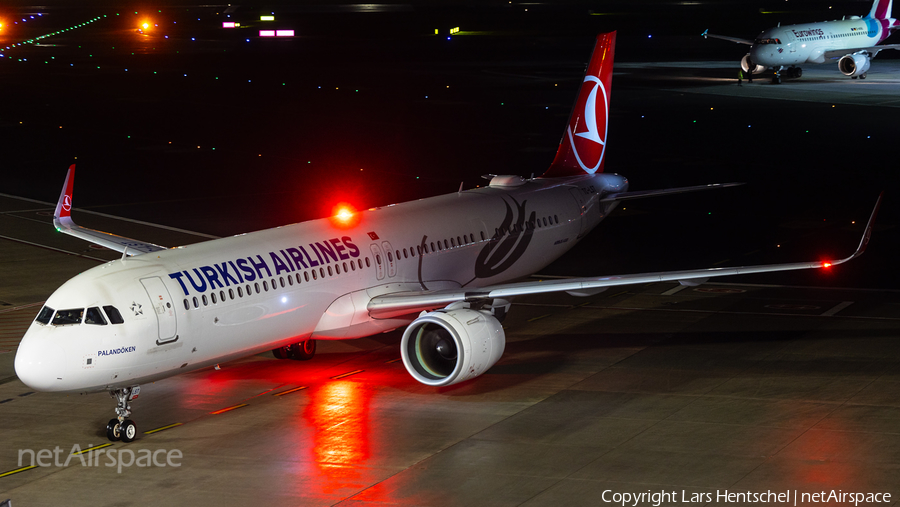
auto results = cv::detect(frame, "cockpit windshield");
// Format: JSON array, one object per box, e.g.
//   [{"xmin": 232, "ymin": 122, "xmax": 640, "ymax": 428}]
[
  {"xmin": 755, "ymin": 38, "xmax": 781, "ymax": 45},
  {"xmin": 85, "ymin": 307, "xmax": 107, "ymax": 326},
  {"xmin": 52, "ymin": 308, "xmax": 84, "ymax": 326},
  {"xmin": 33, "ymin": 305, "xmax": 124, "ymax": 326},
  {"xmin": 35, "ymin": 306, "xmax": 54, "ymax": 325}
]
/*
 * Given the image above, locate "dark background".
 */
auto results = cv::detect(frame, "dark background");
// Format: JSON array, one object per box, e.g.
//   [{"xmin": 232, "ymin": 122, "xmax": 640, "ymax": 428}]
[{"xmin": 1, "ymin": 0, "xmax": 896, "ymax": 288}]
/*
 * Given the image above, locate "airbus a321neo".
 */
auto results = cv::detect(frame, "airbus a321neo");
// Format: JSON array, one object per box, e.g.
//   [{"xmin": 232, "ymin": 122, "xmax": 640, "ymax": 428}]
[
  {"xmin": 14, "ymin": 32, "xmax": 880, "ymax": 443},
  {"xmin": 703, "ymin": 0, "xmax": 900, "ymax": 82}
]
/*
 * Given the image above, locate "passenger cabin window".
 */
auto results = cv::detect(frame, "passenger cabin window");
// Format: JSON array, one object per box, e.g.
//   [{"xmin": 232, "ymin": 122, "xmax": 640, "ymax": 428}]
[
  {"xmin": 52, "ymin": 308, "xmax": 83, "ymax": 326},
  {"xmin": 103, "ymin": 305, "xmax": 125, "ymax": 324},
  {"xmin": 85, "ymin": 307, "xmax": 107, "ymax": 326},
  {"xmin": 35, "ymin": 306, "xmax": 54, "ymax": 325}
]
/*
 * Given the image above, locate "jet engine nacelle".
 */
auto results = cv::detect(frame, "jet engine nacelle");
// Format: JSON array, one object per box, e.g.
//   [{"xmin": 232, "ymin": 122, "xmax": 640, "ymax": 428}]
[
  {"xmin": 741, "ymin": 54, "xmax": 766, "ymax": 74},
  {"xmin": 838, "ymin": 53, "xmax": 870, "ymax": 77},
  {"xmin": 401, "ymin": 307, "xmax": 505, "ymax": 387}
]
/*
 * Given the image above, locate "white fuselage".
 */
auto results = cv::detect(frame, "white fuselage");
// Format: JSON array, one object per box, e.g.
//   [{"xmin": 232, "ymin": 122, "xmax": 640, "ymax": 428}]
[
  {"xmin": 749, "ymin": 17, "xmax": 890, "ymax": 66},
  {"xmin": 14, "ymin": 173, "xmax": 627, "ymax": 394}
]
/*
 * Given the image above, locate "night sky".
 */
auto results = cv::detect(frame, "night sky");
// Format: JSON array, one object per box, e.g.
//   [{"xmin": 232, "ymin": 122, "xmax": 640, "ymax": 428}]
[{"xmin": 2, "ymin": 0, "xmax": 897, "ymax": 287}]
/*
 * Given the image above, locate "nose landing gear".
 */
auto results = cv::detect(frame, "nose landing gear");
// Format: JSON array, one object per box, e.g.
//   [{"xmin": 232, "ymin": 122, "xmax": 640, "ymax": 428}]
[{"xmin": 106, "ymin": 386, "xmax": 139, "ymax": 442}]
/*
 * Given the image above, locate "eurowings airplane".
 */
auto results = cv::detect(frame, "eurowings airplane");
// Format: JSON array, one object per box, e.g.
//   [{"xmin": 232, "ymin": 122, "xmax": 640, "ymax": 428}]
[
  {"xmin": 703, "ymin": 0, "xmax": 900, "ymax": 82},
  {"xmin": 14, "ymin": 32, "xmax": 879, "ymax": 443}
]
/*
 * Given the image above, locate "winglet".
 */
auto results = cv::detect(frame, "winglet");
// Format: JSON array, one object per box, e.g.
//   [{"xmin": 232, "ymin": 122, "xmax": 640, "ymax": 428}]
[
  {"xmin": 54, "ymin": 164, "xmax": 76, "ymax": 227},
  {"xmin": 830, "ymin": 192, "xmax": 883, "ymax": 266}
]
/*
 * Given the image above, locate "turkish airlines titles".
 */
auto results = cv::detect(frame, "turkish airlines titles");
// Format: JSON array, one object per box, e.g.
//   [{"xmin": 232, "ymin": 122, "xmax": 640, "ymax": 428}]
[{"xmin": 168, "ymin": 236, "xmax": 361, "ymax": 296}]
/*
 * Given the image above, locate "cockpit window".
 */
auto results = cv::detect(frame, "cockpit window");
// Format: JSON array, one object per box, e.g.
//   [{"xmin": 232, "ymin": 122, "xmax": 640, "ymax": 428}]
[
  {"xmin": 35, "ymin": 306, "xmax": 55, "ymax": 325},
  {"xmin": 52, "ymin": 308, "xmax": 84, "ymax": 326},
  {"xmin": 103, "ymin": 305, "xmax": 125, "ymax": 325},
  {"xmin": 85, "ymin": 307, "xmax": 108, "ymax": 326},
  {"xmin": 755, "ymin": 38, "xmax": 781, "ymax": 45}
]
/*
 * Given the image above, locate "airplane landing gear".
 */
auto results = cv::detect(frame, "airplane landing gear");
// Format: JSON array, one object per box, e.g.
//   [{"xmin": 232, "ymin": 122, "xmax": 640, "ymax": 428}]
[
  {"xmin": 272, "ymin": 339, "xmax": 317, "ymax": 360},
  {"xmin": 786, "ymin": 66, "xmax": 802, "ymax": 79},
  {"xmin": 106, "ymin": 386, "xmax": 139, "ymax": 442},
  {"xmin": 772, "ymin": 67, "xmax": 783, "ymax": 84},
  {"xmin": 860, "ymin": 73, "xmax": 867, "ymax": 79},
  {"xmin": 290, "ymin": 339, "xmax": 316, "ymax": 360}
]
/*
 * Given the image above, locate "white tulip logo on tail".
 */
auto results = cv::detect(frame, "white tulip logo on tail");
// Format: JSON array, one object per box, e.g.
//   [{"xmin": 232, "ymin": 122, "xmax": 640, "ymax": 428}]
[
  {"xmin": 62, "ymin": 195, "xmax": 72, "ymax": 212},
  {"xmin": 566, "ymin": 75, "xmax": 607, "ymax": 174}
]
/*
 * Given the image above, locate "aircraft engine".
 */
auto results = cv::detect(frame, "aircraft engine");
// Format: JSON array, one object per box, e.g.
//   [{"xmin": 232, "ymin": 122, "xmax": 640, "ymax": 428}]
[
  {"xmin": 838, "ymin": 53, "xmax": 870, "ymax": 77},
  {"xmin": 741, "ymin": 54, "xmax": 766, "ymax": 74},
  {"xmin": 401, "ymin": 307, "xmax": 505, "ymax": 387}
]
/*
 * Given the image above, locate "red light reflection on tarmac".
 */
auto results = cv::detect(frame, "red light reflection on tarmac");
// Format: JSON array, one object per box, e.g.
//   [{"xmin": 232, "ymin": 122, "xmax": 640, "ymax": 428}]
[
  {"xmin": 306, "ymin": 381, "xmax": 371, "ymax": 465},
  {"xmin": 793, "ymin": 429, "xmax": 851, "ymax": 486},
  {"xmin": 300, "ymin": 380, "xmax": 373, "ymax": 494}
]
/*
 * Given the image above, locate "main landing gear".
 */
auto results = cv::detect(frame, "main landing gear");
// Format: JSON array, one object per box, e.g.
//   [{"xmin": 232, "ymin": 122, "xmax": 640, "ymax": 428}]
[
  {"xmin": 772, "ymin": 66, "xmax": 801, "ymax": 84},
  {"xmin": 272, "ymin": 339, "xmax": 317, "ymax": 360},
  {"xmin": 106, "ymin": 386, "xmax": 139, "ymax": 442}
]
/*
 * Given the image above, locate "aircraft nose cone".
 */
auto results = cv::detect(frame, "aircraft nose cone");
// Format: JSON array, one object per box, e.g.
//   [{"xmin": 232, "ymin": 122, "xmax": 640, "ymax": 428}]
[{"xmin": 15, "ymin": 335, "xmax": 65, "ymax": 391}]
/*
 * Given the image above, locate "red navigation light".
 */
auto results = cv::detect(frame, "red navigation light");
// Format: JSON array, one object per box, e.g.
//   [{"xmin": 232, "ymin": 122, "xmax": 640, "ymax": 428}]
[{"xmin": 822, "ymin": 262, "xmax": 832, "ymax": 268}]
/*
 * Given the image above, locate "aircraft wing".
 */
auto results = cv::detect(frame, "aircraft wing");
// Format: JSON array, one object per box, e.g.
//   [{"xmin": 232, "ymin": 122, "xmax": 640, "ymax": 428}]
[
  {"xmin": 368, "ymin": 193, "xmax": 881, "ymax": 319},
  {"xmin": 824, "ymin": 43, "xmax": 900, "ymax": 59},
  {"xmin": 53, "ymin": 165, "xmax": 167, "ymax": 256},
  {"xmin": 600, "ymin": 182, "xmax": 742, "ymax": 202},
  {"xmin": 701, "ymin": 30, "xmax": 754, "ymax": 45}
]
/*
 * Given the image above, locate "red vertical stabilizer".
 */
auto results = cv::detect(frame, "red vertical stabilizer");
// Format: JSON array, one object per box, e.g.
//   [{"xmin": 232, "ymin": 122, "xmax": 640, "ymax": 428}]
[{"xmin": 543, "ymin": 32, "xmax": 616, "ymax": 178}]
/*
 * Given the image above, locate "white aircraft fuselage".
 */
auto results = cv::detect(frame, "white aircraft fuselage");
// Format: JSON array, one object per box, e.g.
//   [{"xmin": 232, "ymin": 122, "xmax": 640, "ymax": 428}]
[
  {"xmin": 15, "ymin": 173, "xmax": 624, "ymax": 394},
  {"xmin": 750, "ymin": 18, "xmax": 891, "ymax": 67}
]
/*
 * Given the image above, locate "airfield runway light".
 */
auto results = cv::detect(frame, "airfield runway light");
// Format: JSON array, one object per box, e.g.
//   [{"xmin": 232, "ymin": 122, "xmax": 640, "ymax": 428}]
[
  {"xmin": 223, "ymin": 22, "xmax": 235, "ymax": 28},
  {"xmin": 261, "ymin": 15, "xmax": 275, "ymax": 21},
  {"xmin": 276, "ymin": 30, "xmax": 294, "ymax": 36},
  {"xmin": 260, "ymin": 30, "xmax": 275, "ymax": 37},
  {"xmin": 450, "ymin": 27, "xmax": 460, "ymax": 34}
]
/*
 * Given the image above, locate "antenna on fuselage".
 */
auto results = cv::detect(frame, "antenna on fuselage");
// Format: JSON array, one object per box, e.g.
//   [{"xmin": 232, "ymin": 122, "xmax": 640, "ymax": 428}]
[{"xmin": 121, "ymin": 246, "xmax": 129, "ymax": 260}]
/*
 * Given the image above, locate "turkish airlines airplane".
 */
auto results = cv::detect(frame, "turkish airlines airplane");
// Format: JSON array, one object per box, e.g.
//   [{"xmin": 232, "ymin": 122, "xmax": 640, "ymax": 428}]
[
  {"xmin": 703, "ymin": 0, "xmax": 900, "ymax": 82},
  {"xmin": 14, "ymin": 32, "xmax": 879, "ymax": 443}
]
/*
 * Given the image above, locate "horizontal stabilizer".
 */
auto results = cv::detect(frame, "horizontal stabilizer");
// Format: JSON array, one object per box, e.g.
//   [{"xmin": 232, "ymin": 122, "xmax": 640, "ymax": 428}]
[{"xmin": 600, "ymin": 182, "xmax": 743, "ymax": 202}]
